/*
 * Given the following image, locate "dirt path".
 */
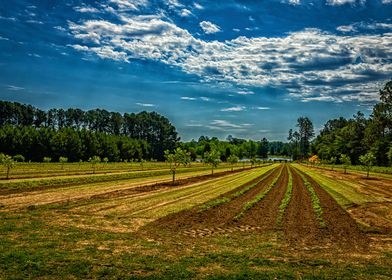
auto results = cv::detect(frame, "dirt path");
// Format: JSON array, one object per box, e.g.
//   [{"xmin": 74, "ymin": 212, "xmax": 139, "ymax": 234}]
[
  {"xmin": 302, "ymin": 171, "xmax": 370, "ymax": 249},
  {"xmin": 283, "ymin": 166, "xmax": 323, "ymax": 246},
  {"xmin": 146, "ymin": 165, "xmax": 283, "ymax": 234},
  {"xmin": 237, "ymin": 165, "xmax": 288, "ymax": 230}
]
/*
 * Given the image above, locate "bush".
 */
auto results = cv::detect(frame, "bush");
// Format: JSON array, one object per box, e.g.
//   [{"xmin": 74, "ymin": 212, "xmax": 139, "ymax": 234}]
[{"xmin": 13, "ymin": 154, "xmax": 25, "ymax": 162}]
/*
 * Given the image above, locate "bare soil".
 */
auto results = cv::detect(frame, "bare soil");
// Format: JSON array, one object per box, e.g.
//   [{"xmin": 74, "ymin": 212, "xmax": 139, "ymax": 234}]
[
  {"xmin": 146, "ymin": 165, "xmax": 282, "ymax": 234},
  {"xmin": 237, "ymin": 165, "xmax": 288, "ymax": 229}
]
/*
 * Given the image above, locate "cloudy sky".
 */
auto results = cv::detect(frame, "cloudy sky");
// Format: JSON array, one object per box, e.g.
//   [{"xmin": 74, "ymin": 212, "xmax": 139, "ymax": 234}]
[{"xmin": 1, "ymin": 0, "xmax": 391, "ymax": 141}]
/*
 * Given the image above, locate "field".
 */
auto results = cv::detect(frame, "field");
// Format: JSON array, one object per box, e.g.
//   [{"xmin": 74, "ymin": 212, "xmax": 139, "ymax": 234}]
[{"xmin": 0, "ymin": 162, "xmax": 391, "ymax": 279}]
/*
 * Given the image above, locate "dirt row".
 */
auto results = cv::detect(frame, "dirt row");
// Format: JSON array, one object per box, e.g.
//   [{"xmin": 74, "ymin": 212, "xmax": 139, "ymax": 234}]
[
  {"xmin": 147, "ymin": 165, "xmax": 284, "ymax": 232},
  {"xmin": 147, "ymin": 164, "xmax": 370, "ymax": 251}
]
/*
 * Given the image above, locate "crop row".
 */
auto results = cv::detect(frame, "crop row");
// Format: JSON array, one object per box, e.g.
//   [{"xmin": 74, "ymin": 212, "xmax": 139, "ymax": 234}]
[
  {"xmin": 201, "ymin": 167, "xmax": 277, "ymax": 210},
  {"xmin": 276, "ymin": 167, "xmax": 293, "ymax": 227},
  {"xmin": 234, "ymin": 166, "xmax": 284, "ymax": 220},
  {"xmin": 0, "ymin": 166, "xmax": 234, "ymax": 192},
  {"xmin": 295, "ymin": 169, "xmax": 326, "ymax": 228}
]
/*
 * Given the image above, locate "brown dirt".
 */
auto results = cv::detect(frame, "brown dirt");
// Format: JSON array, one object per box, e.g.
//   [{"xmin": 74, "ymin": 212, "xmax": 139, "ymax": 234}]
[
  {"xmin": 237, "ymin": 165, "xmax": 288, "ymax": 229},
  {"xmin": 145, "ymin": 165, "xmax": 283, "ymax": 234},
  {"xmin": 299, "ymin": 169, "xmax": 370, "ymax": 250},
  {"xmin": 283, "ymin": 167, "xmax": 323, "ymax": 246},
  {"xmin": 348, "ymin": 202, "xmax": 392, "ymax": 234}
]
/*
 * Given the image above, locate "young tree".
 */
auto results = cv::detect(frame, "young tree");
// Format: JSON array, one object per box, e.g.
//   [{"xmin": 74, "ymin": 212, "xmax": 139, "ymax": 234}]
[
  {"xmin": 88, "ymin": 156, "xmax": 101, "ymax": 174},
  {"xmin": 140, "ymin": 159, "xmax": 146, "ymax": 171},
  {"xmin": 227, "ymin": 155, "xmax": 239, "ymax": 172},
  {"xmin": 296, "ymin": 116, "xmax": 315, "ymax": 159},
  {"xmin": 59, "ymin": 156, "xmax": 68, "ymax": 169},
  {"xmin": 330, "ymin": 156, "xmax": 337, "ymax": 171},
  {"xmin": 13, "ymin": 154, "xmax": 25, "ymax": 162},
  {"xmin": 164, "ymin": 148, "xmax": 191, "ymax": 184},
  {"xmin": 359, "ymin": 152, "xmax": 376, "ymax": 179},
  {"xmin": 388, "ymin": 146, "xmax": 392, "ymax": 166},
  {"xmin": 1, "ymin": 154, "xmax": 15, "ymax": 179},
  {"xmin": 43, "ymin": 157, "xmax": 52, "ymax": 163},
  {"xmin": 340, "ymin": 154, "xmax": 351, "ymax": 174},
  {"xmin": 250, "ymin": 157, "xmax": 257, "ymax": 168},
  {"xmin": 204, "ymin": 150, "xmax": 221, "ymax": 175}
]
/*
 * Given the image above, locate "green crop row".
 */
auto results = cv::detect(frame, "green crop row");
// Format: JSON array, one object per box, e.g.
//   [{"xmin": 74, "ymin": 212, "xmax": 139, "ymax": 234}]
[
  {"xmin": 201, "ymin": 166, "xmax": 277, "ymax": 210},
  {"xmin": 296, "ymin": 169, "xmax": 326, "ymax": 228},
  {"xmin": 276, "ymin": 167, "xmax": 293, "ymax": 227},
  {"xmin": 234, "ymin": 166, "xmax": 284, "ymax": 220},
  {"xmin": 0, "ymin": 166, "xmax": 229, "ymax": 192}
]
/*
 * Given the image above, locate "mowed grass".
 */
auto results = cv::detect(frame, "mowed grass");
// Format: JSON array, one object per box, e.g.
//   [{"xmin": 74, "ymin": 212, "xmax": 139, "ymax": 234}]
[
  {"xmin": 294, "ymin": 164, "xmax": 385, "ymax": 208},
  {"xmin": 0, "ymin": 163, "xmax": 391, "ymax": 279}
]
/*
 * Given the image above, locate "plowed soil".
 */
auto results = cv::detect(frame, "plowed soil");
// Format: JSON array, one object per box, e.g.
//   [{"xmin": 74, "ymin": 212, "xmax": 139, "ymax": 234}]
[
  {"xmin": 147, "ymin": 165, "xmax": 283, "ymax": 233},
  {"xmin": 301, "ymin": 170, "xmax": 370, "ymax": 249},
  {"xmin": 283, "ymin": 167, "xmax": 323, "ymax": 246},
  {"xmin": 237, "ymin": 165, "xmax": 288, "ymax": 229}
]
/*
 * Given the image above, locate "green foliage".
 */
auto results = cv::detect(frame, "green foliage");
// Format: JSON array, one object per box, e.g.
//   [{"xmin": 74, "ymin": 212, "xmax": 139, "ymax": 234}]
[
  {"xmin": 102, "ymin": 157, "xmax": 109, "ymax": 163},
  {"xmin": 59, "ymin": 156, "xmax": 68, "ymax": 163},
  {"xmin": 276, "ymin": 168, "xmax": 293, "ymax": 227},
  {"xmin": 164, "ymin": 148, "xmax": 191, "ymax": 183},
  {"xmin": 227, "ymin": 155, "xmax": 239, "ymax": 171},
  {"xmin": 296, "ymin": 169, "xmax": 326, "ymax": 228},
  {"xmin": 235, "ymin": 166, "xmax": 283, "ymax": 220},
  {"xmin": 204, "ymin": 150, "xmax": 221, "ymax": 175},
  {"xmin": 88, "ymin": 156, "xmax": 101, "ymax": 174},
  {"xmin": 0, "ymin": 101, "xmax": 177, "ymax": 161},
  {"xmin": 250, "ymin": 157, "xmax": 257, "ymax": 168},
  {"xmin": 42, "ymin": 157, "xmax": 52, "ymax": 163},
  {"xmin": 340, "ymin": 154, "xmax": 351, "ymax": 174},
  {"xmin": 387, "ymin": 146, "xmax": 392, "ymax": 166},
  {"xmin": 359, "ymin": 152, "xmax": 376, "ymax": 178},
  {"xmin": 1, "ymin": 154, "xmax": 15, "ymax": 179},
  {"xmin": 13, "ymin": 154, "xmax": 25, "ymax": 162}
]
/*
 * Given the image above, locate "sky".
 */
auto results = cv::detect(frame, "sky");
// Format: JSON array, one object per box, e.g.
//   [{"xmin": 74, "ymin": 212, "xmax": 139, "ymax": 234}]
[{"xmin": 0, "ymin": 0, "xmax": 391, "ymax": 141}]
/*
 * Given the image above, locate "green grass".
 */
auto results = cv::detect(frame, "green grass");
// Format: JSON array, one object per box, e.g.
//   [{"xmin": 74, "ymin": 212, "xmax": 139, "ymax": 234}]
[
  {"xmin": 276, "ymin": 167, "xmax": 293, "ymax": 227},
  {"xmin": 294, "ymin": 164, "xmax": 382, "ymax": 208},
  {"xmin": 201, "ymin": 165, "xmax": 278, "ymax": 210},
  {"xmin": 234, "ymin": 166, "xmax": 284, "ymax": 220},
  {"xmin": 294, "ymin": 168, "xmax": 326, "ymax": 228}
]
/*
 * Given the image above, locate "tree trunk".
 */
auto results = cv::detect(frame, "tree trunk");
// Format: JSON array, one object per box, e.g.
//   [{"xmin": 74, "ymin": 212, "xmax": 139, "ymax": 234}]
[
  {"xmin": 231, "ymin": 165, "xmax": 233, "ymax": 172},
  {"xmin": 172, "ymin": 170, "xmax": 175, "ymax": 185},
  {"xmin": 6, "ymin": 167, "xmax": 10, "ymax": 179},
  {"xmin": 211, "ymin": 167, "xmax": 214, "ymax": 175},
  {"xmin": 367, "ymin": 168, "xmax": 369, "ymax": 179}
]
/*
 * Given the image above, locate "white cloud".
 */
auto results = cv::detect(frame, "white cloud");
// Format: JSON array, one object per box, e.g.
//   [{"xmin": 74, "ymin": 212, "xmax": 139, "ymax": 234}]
[
  {"xmin": 336, "ymin": 25, "xmax": 356, "ymax": 32},
  {"xmin": 237, "ymin": 90, "xmax": 255, "ymax": 95},
  {"xmin": 180, "ymin": 9, "xmax": 192, "ymax": 17},
  {"xmin": 74, "ymin": 6, "xmax": 100, "ymax": 13},
  {"xmin": 7, "ymin": 85, "xmax": 24, "ymax": 91},
  {"xmin": 68, "ymin": 8, "xmax": 392, "ymax": 103},
  {"xmin": 200, "ymin": 97, "xmax": 211, "ymax": 101},
  {"xmin": 109, "ymin": 0, "xmax": 149, "ymax": 11},
  {"xmin": 254, "ymin": 107, "xmax": 271, "ymax": 110},
  {"xmin": 0, "ymin": 36, "xmax": 9, "ymax": 41},
  {"xmin": 181, "ymin": 96, "xmax": 196, "ymax": 100},
  {"xmin": 211, "ymin": 120, "xmax": 242, "ymax": 128},
  {"xmin": 194, "ymin": 3, "xmax": 203, "ymax": 9},
  {"xmin": 136, "ymin": 102, "xmax": 155, "ymax": 107},
  {"xmin": 199, "ymin": 21, "xmax": 221, "ymax": 34},
  {"xmin": 326, "ymin": 0, "xmax": 357, "ymax": 5},
  {"xmin": 382, "ymin": 0, "xmax": 392, "ymax": 3},
  {"xmin": 220, "ymin": 106, "xmax": 246, "ymax": 112}
]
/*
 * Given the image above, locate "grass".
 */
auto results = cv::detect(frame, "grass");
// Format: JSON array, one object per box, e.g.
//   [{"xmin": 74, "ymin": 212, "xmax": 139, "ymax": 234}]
[
  {"xmin": 294, "ymin": 168, "xmax": 326, "ymax": 228},
  {"xmin": 234, "ymin": 166, "xmax": 284, "ymax": 220},
  {"xmin": 294, "ymin": 164, "xmax": 382, "ymax": 208},
  {"xmin": 0, "ymin": 164, "xmax": 261, "ymax": 193},
  {"xmin": 1, "ymin": 163, "xmax": 391, "ymax": 279},
  {"xmin": 276, "ymin": 167, "xmax": 293, "ymax": 227},
  {"xmin": 201, "ymin": 165, "xmax": 278, "ymax": 210}
]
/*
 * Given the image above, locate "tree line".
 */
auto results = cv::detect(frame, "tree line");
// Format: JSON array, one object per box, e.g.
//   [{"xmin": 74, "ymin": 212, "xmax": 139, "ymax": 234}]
[
  {"xmin": 0, "ymin": 101, "xmax": 178, "ymax": 161},
  {"xmin": 287, "ymin": 79, "xmax": 392, "ymax": 166}
]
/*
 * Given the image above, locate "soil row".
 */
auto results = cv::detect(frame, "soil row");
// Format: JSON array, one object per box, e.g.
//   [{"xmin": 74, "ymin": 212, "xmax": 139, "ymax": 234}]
[{"xmin": 148, "ymin": 165, "xmax": 284, "ymax": 232}]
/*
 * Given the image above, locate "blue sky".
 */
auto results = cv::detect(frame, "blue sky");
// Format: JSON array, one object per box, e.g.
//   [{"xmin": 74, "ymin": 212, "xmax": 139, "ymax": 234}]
[{"xmin": 0, "ymin": 0, "xmax": 391, "ymax": 141}]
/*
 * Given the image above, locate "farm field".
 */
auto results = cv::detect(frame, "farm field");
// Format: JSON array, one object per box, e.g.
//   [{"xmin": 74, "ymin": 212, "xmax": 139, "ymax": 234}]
[{"xmin": 0, "ymin": 163, "xmax": 391, "ymax": 279}]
